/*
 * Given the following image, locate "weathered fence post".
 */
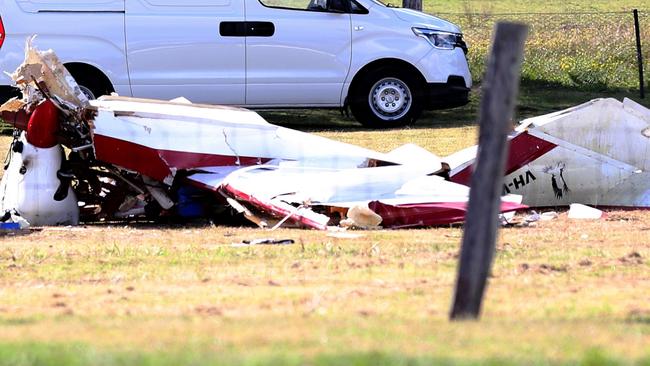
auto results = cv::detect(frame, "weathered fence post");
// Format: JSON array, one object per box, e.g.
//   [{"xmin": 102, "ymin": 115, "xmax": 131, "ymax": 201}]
[
  {"xmin": 402, "ymin": 0, "xmax": 422, "ymax": 11},
  {"xmin": 633, "ymin": 9, "xmax": 645, "ymax": 99},
  {"xmin": 450, "ymin": 22, "xmax": 528, "ymax": 321}
]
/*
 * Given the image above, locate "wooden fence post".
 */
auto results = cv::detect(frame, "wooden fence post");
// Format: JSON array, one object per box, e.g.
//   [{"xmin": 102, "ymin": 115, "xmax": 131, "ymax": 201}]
[
  {"xmin": 633, "ymin": 9, "xmax": 645, "ymax": 99},
  {"xmin": 450, "ymin": 22, "xmax": 528, "ymax": 320},
  {"xmin": 402, "ymin": 0, "xmax": 422, "ymax": 11}
]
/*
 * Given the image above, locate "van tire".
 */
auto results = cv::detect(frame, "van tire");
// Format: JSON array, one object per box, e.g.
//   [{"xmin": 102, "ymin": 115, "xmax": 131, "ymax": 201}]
[
  {"xmin": 349, "ymin": 67, "xmax": 423, "ymax": 128},
  {"xmin": 64, "ymin": 64, "xmax": 114, "ymax": 100}
]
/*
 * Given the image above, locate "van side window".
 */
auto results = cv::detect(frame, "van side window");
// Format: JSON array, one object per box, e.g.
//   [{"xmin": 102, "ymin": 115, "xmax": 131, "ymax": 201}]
[{"xmin": 259, "ymin": 0, "xmax": 359, "ymax": 13}]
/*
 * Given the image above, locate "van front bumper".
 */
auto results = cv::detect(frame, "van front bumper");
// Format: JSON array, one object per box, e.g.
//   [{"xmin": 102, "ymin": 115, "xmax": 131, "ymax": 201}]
[{"xmin": 423, "ymin": 76, "xmax": 470, "ymax": 110}]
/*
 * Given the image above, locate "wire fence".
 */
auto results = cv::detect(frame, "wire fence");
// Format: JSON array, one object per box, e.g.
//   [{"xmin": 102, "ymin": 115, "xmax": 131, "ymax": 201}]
[{"xmin": 434, "ymin": 10, "xmax": 649, "ymax": 91}]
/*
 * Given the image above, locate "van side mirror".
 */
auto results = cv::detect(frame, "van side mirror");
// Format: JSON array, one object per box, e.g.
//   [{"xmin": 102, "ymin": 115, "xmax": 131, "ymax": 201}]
[{"xmin": 327, "ymin": 0, "xmax": 351, "ymax": 13}]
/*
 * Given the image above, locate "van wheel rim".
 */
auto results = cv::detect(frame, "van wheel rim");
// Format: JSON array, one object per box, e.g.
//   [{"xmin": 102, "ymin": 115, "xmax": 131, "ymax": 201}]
[
  {"xmin": 368, "ymin": 78, "xmax": 411, "ymax": 121},
  {"xmin": 78, "ymin": 85, "xmax": 96, "ymax": 100}
]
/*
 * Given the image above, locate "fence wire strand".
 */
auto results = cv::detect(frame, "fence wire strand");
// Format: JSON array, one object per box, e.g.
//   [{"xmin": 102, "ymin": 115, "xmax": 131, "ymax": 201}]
[{"xmin": 434, "ymin": 10, "xmax": 649, "ymax": 90}]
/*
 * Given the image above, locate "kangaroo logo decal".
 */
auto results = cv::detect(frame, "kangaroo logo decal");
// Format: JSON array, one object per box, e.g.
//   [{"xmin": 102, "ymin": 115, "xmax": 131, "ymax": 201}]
[{"xmin": 543, "ymin": 162, "xmax": 571, "ymax": 199}]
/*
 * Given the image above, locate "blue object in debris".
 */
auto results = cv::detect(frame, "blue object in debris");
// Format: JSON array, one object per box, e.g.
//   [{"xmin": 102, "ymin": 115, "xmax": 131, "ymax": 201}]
[
  {"xmin": 176, "ymin": 185, "xmax": 205, "ymax": 218},
  {"xmin": 0, "ymin": 222, "xmax": 21, "ymax": 230}
]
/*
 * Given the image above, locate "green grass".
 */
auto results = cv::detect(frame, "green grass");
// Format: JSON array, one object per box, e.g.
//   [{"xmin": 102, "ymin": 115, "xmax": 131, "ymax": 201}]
[{"xmin": 0, "ymin": 343, "xmax": 644, "ymax": 366}]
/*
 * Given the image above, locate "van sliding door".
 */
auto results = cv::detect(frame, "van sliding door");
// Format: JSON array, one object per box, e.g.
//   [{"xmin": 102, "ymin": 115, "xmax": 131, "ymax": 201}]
[
  {"xmin": 244, "ymin": 0, "xmax": 352, "ymax": 107},
  {"xmin": 9, "ymin": 0, "xmax": 129, "ymax": 97},
  {"xmin": 126, "ymin": 0, "xmax": 245, "ymax": 104}
]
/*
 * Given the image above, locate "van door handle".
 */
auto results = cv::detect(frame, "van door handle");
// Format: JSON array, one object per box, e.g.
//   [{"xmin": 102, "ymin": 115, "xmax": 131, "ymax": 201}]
[
  {"xmin": 246, "ymin": 21, "xmax": 275, "ymax": 37},
  {"xmin": 220, "ymin": 21, "xmax": 275, "ymax": 37},
  {"xmin": 354, "ymin": 26, "xmax": 364, "ymax": 31}
]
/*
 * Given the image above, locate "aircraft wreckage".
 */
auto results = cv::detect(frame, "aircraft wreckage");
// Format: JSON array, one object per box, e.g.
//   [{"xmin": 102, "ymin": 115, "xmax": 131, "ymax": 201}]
[
  {"xmin": 2, "ymin": 42, "xmax": 650, "ymax": 229},
  {"xmin": 446, "ymin": 97, "xmax": 650, "ymax": 208},
  {"xmin": 0, "ymin": 41, "xmax": 524, "ymax": 228}
]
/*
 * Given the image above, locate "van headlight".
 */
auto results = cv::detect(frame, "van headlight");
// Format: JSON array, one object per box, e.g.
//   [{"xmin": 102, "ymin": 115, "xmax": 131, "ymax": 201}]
[{"xmin": 412, "ymin": 28, "xmax": 465, "ymax": 52}]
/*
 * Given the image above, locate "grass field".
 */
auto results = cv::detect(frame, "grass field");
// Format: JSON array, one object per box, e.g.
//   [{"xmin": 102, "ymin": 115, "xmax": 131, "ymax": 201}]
[
  {"xmin": 2, "ymin": 1, "xmax": 650, "ymax": 365},
  {"xmin": 1, "ymin": 115, "xmax": 650, "ymax": 366},
  {"xmin": 427, "ymin": 2, "xmax": 650, "ymax": 90},
  {"xmin": 1, "ymin": 179, "xmax": 649, "ymax": 365}
]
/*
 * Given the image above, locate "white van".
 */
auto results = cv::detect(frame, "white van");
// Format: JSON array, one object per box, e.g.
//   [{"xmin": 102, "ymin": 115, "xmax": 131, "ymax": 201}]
[{"xmin": 0, "ymin": 0, "xmax": 471, "ymax": 128}]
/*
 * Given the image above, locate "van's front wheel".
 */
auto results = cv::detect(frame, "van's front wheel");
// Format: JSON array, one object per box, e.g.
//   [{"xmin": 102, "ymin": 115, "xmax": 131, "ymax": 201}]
[
  {"xmin": 349, "ymin": 68, "xmax": 423, "ymax": 128},
  {"xmin": 64, "ymin": 63, "xmax": 115, "ymax": 101}
]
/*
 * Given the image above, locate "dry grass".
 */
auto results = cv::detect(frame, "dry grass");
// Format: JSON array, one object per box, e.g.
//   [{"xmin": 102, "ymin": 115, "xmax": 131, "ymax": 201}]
[
  {"xmin": 0, "ymin": 213, "xmax": 649, "ymax": 364},
  {"xmin": 426, "ymin": 2, "xmax": 650, "ymax": 90},
  {"xmin": 0, "ymin": 131, "xmax": 649, "ymax": 364},
  {"xmin": 314, "ymin": 125, "xmax": 478, "ymax": 156}
]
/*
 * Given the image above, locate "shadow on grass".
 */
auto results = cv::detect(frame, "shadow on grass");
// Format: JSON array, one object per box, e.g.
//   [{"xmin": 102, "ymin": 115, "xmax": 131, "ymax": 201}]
[{"xmin": 263, "ymin": 81, "xmax": 649, "ymax": 133}]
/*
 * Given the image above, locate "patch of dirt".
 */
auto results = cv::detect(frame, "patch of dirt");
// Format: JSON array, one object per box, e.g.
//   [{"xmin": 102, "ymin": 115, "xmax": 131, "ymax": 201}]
[
  {"xmin": 626, "ymin": 308, "xmax": 650, "ymax": 324},
  {"xmin": 195, "ymin": 305, "xmax": 223, "ymax": 317},
  {"xmin": 518, "ymin": 263, "xmax": 568, "ymax": 274},
  {"xmin": 578, "ymin": 259, "xmax": 592, "ymax": 266},
  {"xmin": 618, "ymin": 252, "xmax": 644, "ymax": 265},
  {"xmin": 357, "ymin": 310, "xmax": 373, "ymax": 317},
  {"xmin": 347, "ymin": 290, "xmax": 366, "ymax": 298}
]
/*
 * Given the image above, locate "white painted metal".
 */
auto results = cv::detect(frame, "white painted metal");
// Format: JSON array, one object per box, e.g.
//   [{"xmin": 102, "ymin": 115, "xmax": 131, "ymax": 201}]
[
  {"xmin": 448, "ymin": 98, "xmax": 650, "ymax": 208},
  {"xmin": 0, "ymin": 133, "xmax": 79, "ymax": 226},
  {"xmin": 125, "ymin": 0, "xmax": 246, "ymax": 104},
  {"xmin": 244, "ymin": 0, "xmax": 351, "ymax": 106},
  {"xmin": 90, "ymin": 96, "xmax": 395, "ymax": 171},
  {"xmin": 1, "ymin": 0, "xmax": 470, "ymax": 109},
  {"xmin": 348, "ymin": 0, "xmax": 471, "ymax": 86},
  {"xmin": 0, "ymin": 0, "xmax": 130, "ymax": 96}
]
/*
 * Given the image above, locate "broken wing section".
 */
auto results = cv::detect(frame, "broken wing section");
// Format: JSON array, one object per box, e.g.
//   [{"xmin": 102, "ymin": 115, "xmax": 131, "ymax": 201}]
[
  {"xmin": 88, "ymin": 96, "xmax": 424, "ymax": 185},
  {"xmin": 448, "ymin": 98, "xmax": 650, "ymax": 208},
  {"xmin": 199, "ymin": 164, "xmax": 526, "ymax": 230}
]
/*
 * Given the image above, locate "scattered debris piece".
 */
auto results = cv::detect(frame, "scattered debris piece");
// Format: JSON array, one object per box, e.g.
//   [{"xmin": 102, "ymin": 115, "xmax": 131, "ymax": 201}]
[
  {"xmin": 0, "ymin": 41, "xmax": 526, "ymax": 229},
  {"xmin": 340, "ymin": 204, "xmax": 382, "ymax": 229},
  {"xmin": 231, "ymin": 238, "xmax": 295, "ymax": 247},
  {"xmin": 568, "ymin": 204, "xmax": 604, "ymax": 220},
  {"xmin": 0, "ymin": 210, "xmax": 30, "ymax": 228},
  {"xmin": 0, "ymin": 210, "xmax": 32, "ymax": 235},
  {"xmin": 500, "ymin": 208, "xmax": 558, "ymax": 227},
  {"xmin": 0, "ymin": 222, "xmax": 20, "ymax": 231},
  {"xmin": 540, "ymin": 211, "xmax": 559, "ymax": 221}
]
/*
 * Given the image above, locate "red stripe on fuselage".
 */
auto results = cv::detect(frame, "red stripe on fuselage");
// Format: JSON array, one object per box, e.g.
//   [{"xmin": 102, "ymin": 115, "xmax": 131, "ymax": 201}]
[
  {"xmin": 221, "ymin": 184, "xmax": 328, "ymax": 230},
  {"xmin": 450, "ymin": 131, "xmax": 557, "ymax": 186},
  {"xmin": 369, "ymin": 200, "xmax": 526, "ymax": 228},
  {"xmin": 93, "ymin": 134, "xmax": 271, "ymax": 182}
]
